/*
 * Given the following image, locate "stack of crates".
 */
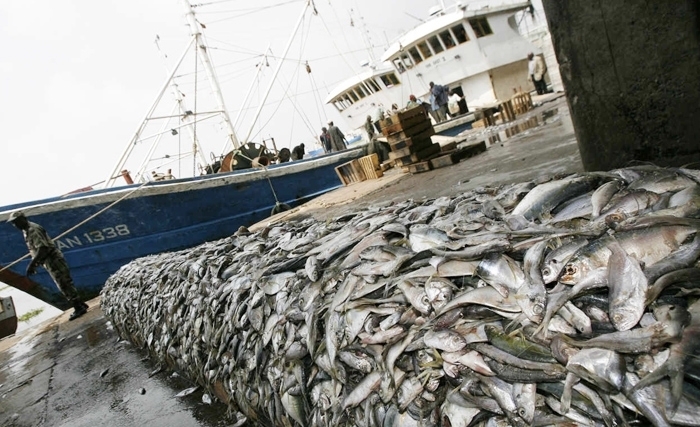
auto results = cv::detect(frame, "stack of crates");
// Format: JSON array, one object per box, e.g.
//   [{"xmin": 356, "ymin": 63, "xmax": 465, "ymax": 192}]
[{"xmin": 380, "ymin": 106, "xmax": 441, "ymax": 173}]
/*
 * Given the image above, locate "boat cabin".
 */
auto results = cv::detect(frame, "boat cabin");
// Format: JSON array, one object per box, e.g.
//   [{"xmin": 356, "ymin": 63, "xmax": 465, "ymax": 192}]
[{"xmin": 325, "ymin": 1, "xmax": 538, "ymax": 136}]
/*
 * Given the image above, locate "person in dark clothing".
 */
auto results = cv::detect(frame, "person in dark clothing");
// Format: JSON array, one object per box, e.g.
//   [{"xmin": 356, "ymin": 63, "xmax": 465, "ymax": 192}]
[
  {"xmin": 291, "ymin": 143, "xmax": 305, "ymax": 160},
  {"xmin": 429, "ymin": 81, "xmax": 449, "ymax": 122},
  {"xmin": 8, "ymin": 211, "xmax": 88, "ymax": 321},
  {"xmin": 319, "ymin": 127, "xmax": 331, "ymax": 153},
  {"xmin": 364, "ymin": 115, "xmax": 389, "ymax": 163},
  {"xmin": 327, "ymin": 121, "xmax": 347, "ymax": 152}
]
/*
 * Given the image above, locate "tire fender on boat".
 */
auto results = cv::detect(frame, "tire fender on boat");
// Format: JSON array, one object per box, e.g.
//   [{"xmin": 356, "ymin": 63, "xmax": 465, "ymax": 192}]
[{"xmin": 271, "ymin": 202, "xmax": 291, "ymax": 216}]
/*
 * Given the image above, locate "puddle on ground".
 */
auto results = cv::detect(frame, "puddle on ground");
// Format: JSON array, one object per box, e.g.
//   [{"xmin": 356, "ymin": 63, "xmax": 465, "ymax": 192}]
[
  {"xmin": 459, "ymin": 108, "xmax": 560, "ymax": 145},
  {"xmin": 6, "ymin": 333, "xmax": 40, "ymax": 376}
]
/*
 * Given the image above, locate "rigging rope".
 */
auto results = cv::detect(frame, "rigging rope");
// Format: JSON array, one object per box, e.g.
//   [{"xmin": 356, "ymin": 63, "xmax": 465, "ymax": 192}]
[
  {"xmin": 193, "ymin": 36, "xmax": 199, "ymax": 177},
  {"xmin": 0, "ymin": 179, "xmax": 153, "ymax": 274}
]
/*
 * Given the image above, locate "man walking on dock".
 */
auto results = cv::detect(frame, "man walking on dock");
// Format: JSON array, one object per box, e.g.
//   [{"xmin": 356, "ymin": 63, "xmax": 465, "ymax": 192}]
[
  {"xmin": 8, "ymin": 211, "xmax": 88, "ymax": 321},
  {"xmin": 327, "ymin": 121, "xmax": 347, "ymax": 152}
]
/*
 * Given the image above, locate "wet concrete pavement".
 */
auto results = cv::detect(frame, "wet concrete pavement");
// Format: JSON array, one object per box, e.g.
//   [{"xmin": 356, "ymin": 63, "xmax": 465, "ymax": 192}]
[
  {"xmin": 265, "ymin": 93, "xmax": 582, "ymax": 226},
  {"xmin": 0, "ymin": 301, "xmax": 232, "ymax": 426},
  {"xmin": 0, "ymin": 93, "xmax": 582, "ymax": 426}
]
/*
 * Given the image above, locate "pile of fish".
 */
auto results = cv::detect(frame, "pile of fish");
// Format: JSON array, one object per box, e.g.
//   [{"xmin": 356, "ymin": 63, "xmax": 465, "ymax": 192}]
[{"xmin": 101, "ymin": 165, "xmax": 700, "ymax": 426}]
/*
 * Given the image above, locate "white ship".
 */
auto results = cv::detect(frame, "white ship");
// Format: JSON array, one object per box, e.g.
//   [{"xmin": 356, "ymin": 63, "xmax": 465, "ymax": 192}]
[{"xmin": 325, "ymin": 0, "xmax": 544, "ymax": 137}]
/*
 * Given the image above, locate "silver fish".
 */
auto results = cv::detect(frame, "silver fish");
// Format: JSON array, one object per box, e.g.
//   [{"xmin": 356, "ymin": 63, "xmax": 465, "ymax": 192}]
[
  {"xmin": 476, "ymin": 253, "xmax": 525, "ymax": 297},
  {"xmin": 305, "ymin": 255, "xmax": 320, "ymax": 282},
  {"xmin": 511, "ymin": 175, "xmax": 599, "ymax": 221},
  {"xmin": 607, "ymin": 239, "xmax": 647, "ymax": 331},
  {"xmin": 591, "ymin": 179, "xmax": 623, "ymax": 218},
  {"xmin": 423, "ymin": 329, "xmax": 466, "ymax": 352},
  {"xmin": 541, "ymin": 237, "xmax": 589, "ymax": 284},
  {"xmin": 517, "ymin": 241, "xmax": 547, "ymax": 324},
  {"xmin": 342, "ymin": 371, "xmax": 382, "ymax": 410}
]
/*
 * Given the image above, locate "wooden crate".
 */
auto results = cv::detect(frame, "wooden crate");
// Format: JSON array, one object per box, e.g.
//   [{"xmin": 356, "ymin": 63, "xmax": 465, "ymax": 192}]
[
  {"xmin": 426, "ymin": 141, "xmax": 488, "ymax": 170},
  {"xmin": 394, "ymin": 143, "xmax": 441, "ymax": 167},
  {"xmin": 430, "ymin": 153, "xmax": 460, "ymax": 169},
  {"xmin": 511, "ymin": 92, "xmax": 533, "ymax": 115},
  {"xmin": 381, "ymin": 114, "xmax": 429, "ymax": 136},
  {"xmin": 357, "ymin": 154, "xmax": 383, "ymax": 179},
  {"xmin": 498, "ymin": 100, "xmax": 516, "ymax": 123},
  {"xmin": 388, "ymin": 135, "xmax": 434, "ymax": 151},
  {"xmin": 407, "ymin": 161, "xmax": 432, "ymax": 174},
  {"xmin": 471, "ymin": 118, "xmax": 486, "ymax": 129},
  {"xmin": 387, "ymin": 124, "xmax": 435, "ymax": 144},
  {"xmin": 379, "ymin": 106, "xmax": 425, "ymax": 129},
  {"xmin": 440, "ymin": 141, "xmax": 457, "ymax": 152},
  {"xmin": 334, "ymin": 159, "xmax": 366, "ymax": 185},
  {"xmin": 454, "ymin": 141, "xmax": 487, "ymax": 160}
]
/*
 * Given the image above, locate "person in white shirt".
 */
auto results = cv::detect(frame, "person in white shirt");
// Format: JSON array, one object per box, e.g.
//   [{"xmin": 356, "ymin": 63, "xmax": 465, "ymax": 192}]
[
  {"xmin": 448, "ymin": 91, "xmax": 463, "ymax": 117},
  {"xmin": 528, "ymin": 52, "xmax": 548, "ymax": 95}
]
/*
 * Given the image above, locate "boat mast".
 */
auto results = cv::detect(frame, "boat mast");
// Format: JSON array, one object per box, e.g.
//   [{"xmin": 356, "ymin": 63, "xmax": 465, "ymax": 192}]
[
  {"xmin": 220, "ymin": 46, "xmax": 271, "ymax": 155},
  {"xmin": 104, "ymin": 36, "xmax": 196, "ymax": 188},
  {"xmin": 181, "ymin": 0, "xmax": 240, "ymax": 151},
  {"xmin": 240, "ymin": 0, "xmax": 314, "ymax": 145}
]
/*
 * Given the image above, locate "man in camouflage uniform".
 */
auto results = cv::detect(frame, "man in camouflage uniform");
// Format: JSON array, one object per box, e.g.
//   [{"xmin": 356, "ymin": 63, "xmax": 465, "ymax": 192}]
[{"xmin": 8, "ymin": 211, "xmax": 88, "ymax": 320}]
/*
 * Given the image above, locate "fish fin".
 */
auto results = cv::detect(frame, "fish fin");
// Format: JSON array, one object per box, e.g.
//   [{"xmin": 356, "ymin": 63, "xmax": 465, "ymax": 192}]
[
  {"xmin": 505, "ymin": 314, "xmax": 527, "ymax": 334},
  {"xmin": 630, "ymin": 362, "xmax": 670, "ymax": 393}
]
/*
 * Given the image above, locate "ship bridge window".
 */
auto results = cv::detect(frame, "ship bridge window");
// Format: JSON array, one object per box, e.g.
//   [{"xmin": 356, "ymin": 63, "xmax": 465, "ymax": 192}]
[
  {"xmin": 354, "ymin": 85, "xmax": 367, "ymax": 99},
  {"xmin": 428, "ymin": 35, "xmax": 444, "ymax": 54},
  {"xmin": 470, "ymin": 17, "xmax": 493, "ymax": 38},
  {"xmin": 439, "ymin": 30, "xmax": 456, "ymax": 49},
  {"xmin": 417, "ymin": 41, "xmax": 432, "ymax": 60},
  {"xmin": 408, "ymin": 46, "xmax": 423, "ymax": 64},
  {"xmin": 392, "ymin": 53, "xmax": 414, "ymax": 74},
  {"xmin": 393, "ymin": 58, "xmax": 406, "ymax": 73},
  {"xmin": 401, "ymin": 53, "xmax": 414, "ymax": 69},
  {"xmin": 348, "ymin": 90, "xmax": 359, "ymax": 102},
  {"xmin": 452, "ymin": 24, "xmax": 469, "ymax": 43},
  {"xmin": 366, "ymin": 78, "xmax": 381, "ymax": 92},
  {"xmin": 380, "ymin": 72, "xmax": 400, "ymax": 87}
]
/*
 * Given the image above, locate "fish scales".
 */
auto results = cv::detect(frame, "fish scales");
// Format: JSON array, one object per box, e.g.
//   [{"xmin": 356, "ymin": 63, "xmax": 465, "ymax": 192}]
[{"xmin": 100, "ymin": 166, "xmax": 700, "ymax": 426}]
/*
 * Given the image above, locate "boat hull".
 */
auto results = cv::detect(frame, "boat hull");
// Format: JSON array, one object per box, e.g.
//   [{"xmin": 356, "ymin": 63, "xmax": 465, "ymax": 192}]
[
  {"xmin": 0, "ymin": 296, "xmax": 18, "ymax": 339},
  {"xmin": 0, "ymin": 149, "xmax": 362, "ymax": 309}
]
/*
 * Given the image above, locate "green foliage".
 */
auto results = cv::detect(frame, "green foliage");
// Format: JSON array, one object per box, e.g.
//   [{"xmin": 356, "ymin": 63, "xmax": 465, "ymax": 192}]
[{"xmin": 18, "ymin": 308, "xmax": 44, "ymax": 322}]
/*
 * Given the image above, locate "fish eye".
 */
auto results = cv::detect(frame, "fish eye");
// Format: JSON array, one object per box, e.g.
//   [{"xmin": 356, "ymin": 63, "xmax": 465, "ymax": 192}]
[
  {"xmin": 542, "ymin": 267, "xmax": 551, "ymax": 276},
  {"xmin": 565, "ymin": 264, "xmax": 576, "ymax": 275},
  {"xmin": 533, "ymin": 304, "xmax": 544, "ymax": 314}
]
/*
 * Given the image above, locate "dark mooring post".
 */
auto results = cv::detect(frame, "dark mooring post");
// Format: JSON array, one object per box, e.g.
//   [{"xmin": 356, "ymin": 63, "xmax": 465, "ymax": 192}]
[{"xmin": 542, "ymin": 0, "xmax": 700, "ymax": 171}]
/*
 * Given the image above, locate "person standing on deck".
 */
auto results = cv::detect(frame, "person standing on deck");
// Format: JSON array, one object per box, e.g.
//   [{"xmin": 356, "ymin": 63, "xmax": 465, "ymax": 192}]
[
  {"xmin": 319, "ymin": 127, "xmax": 331, "ymax": 153},
  {"xmin": 7, "ymin": 211, "xmax": 89, "ymax": 321},
  {"xmin": 406, "ymin": 94, "xmax": 421, "ymax": 109},
  {"xmin": 372, "ymin": 104, "xmax": 385, "ymax": 134},
  {"xmin": 528, "ymin": 52, "xmax": 548, "ymax": 95},
  {"xmin": 448, "ymin": 90, "xmax": 463, "ymax": 118},
  {"xmin": 291, "ymin": 143, "xmax": 305, "ymax": 160},
  {"xmin": 327, "ymin": 121, "xmax": 347, "ymax": 152},
  {"xmin": 364, "ymin": 115, "xmax": 389, "ymax": 163},
  {"xmin": 429, "ymin": 81, "xmax": 449, "ymax": 122}
]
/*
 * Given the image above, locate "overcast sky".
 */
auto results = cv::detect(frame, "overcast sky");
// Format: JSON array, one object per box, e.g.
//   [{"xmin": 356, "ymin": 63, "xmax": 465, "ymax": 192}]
[{"xmin": 0, "ymin": 0, "xmax": 446, "ymax": 206}]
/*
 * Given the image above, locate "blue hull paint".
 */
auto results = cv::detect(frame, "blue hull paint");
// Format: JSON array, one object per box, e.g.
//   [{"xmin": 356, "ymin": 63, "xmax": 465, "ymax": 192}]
[
  {"xmin": 436, "ymin": 121, "xmax": 473, "ymax": 137},
  {"xmin": 0, "ymin": 149, "xmax": 362, "ymax": 310}
]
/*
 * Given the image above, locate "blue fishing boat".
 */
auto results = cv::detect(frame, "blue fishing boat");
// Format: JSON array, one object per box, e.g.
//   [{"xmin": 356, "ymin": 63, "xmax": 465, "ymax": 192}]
[{"xmin": 0, "ymin": 0, "xmax": 362, "ymax": 310}]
